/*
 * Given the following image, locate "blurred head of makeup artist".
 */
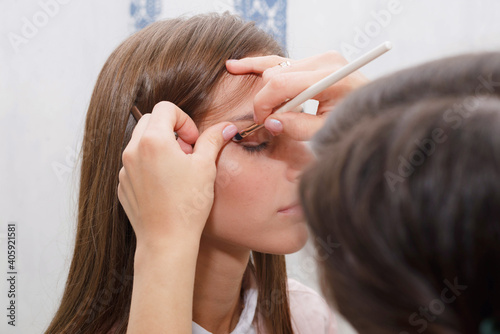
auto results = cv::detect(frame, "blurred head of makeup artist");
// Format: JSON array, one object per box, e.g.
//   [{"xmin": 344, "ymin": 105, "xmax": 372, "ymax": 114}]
[
  {"xmin": 295, "ymin": 52, "xmax": 500, "ymax": 334},
  {"xmin": 44, "ymin": 12, "xmax": 368, "ymax": 334}
]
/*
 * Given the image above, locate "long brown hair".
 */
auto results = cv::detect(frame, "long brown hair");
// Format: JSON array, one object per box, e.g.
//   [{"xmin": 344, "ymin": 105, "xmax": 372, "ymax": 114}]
[
  {"xmin": 45, "ymin": 13, "xmax": 294, "ymax": 334},
  {"xmin": 300, "ymin": 52, "xmax": 500, "ymax": 333}
]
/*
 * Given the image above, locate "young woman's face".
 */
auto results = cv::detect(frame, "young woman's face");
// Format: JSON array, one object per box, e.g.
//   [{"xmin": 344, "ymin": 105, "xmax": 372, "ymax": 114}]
[{"xmin": 199, "ymin": 76, "xmax": 312, "ymax": 254}]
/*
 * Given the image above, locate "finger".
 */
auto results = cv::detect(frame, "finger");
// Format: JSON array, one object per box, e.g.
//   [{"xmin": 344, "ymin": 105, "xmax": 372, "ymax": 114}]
[
  {"xmin": 117, "ymin": 181, "xmax": 127, "ymax": 213},
  {"xmin": 253, "ymin": 70, "xmax": 332, "ymax": 123},
  {"xmin": 127, "ymin": 113, "xmax": 152, "ymax": 150},
  {"xmin": 147, "ymin": 101, "xmax": 199, "ymax": 147},
  {"xmin": 118, "ymin": 167, "xmax": 136, "ymax": 203},
  {"xmin": 260, "ymin": 51, "xmax": 348, "ymax": 81},
  {"xmin": 260, "ymin": 55, "xmax": 327, "ymax": 81},
  {"xmin": 264, "ymin": 112, "xmax": 327, "ymax": 141},
  {"xmin": 225, "ymin": 55, "xmax": 288, "ymax": 74},
  {"xmin": 193, "ymin": 123, "xmax": 238, "ymax": 162},
  {"xmin": 117, "ymin": 167, "xmax": 137, "ymax": 219},
  {"xmin": 177, "ymin": 137, "xmax": 194, "ymax": 154},
  {"xmin": 292, "ymin": 50, "xmax": 348, "ymax": 71}
]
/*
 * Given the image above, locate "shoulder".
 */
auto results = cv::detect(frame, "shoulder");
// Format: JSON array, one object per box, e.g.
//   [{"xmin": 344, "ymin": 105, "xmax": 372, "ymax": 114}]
[{"xmin": 287, "ymin": 278, "xmax": 338, "ymax": 334}]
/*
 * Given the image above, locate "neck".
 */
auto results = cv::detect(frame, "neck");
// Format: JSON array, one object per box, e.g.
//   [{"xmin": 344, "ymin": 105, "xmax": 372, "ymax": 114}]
[{"xmin": 193, "ymin": 235, "xmax": 251, "ymax": 333}]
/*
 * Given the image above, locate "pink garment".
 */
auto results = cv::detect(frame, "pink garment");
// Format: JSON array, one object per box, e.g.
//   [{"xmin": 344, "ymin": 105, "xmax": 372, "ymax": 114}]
[
  {"xmin": 192, "ymin": 278, "xmax": 337, "ymax": 334},
  {"xmin": 287, "ymin": 278, "xmax": 337, "ymax": 334}
]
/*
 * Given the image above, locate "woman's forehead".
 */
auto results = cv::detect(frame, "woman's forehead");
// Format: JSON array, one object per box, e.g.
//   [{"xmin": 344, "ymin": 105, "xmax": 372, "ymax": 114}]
[{"xmin": 203, "ymin": 75, "xmax": 263, "ymax": 125}]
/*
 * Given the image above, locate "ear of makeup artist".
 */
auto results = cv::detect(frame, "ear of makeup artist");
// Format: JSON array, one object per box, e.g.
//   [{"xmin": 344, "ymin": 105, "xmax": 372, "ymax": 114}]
[{"xmin": 117, "ymin": 52, "xmax": 368, "ymax": 333}]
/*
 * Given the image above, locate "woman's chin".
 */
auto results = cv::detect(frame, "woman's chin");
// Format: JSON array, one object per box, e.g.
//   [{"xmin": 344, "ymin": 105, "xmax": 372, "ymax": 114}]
[{"xmin": 253, "ymin": 224, "xmax": 310, "ymax": 255}]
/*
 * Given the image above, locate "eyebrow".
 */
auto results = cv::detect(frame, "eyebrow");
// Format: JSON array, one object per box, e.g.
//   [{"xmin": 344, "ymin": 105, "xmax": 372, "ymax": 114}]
[
  {"xmin": 228, "ymin": 113, "xmax": 254, "ymax": 122},
  {"xmin": 228, "ymin": 107, "xmax": 305, "ymax": 123}
]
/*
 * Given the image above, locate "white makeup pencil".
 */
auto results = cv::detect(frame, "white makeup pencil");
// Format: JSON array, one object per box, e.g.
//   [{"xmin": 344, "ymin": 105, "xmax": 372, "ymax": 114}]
[{"xmin": 232, "ymin": 41, "xmax": 393, "ymax": 142}]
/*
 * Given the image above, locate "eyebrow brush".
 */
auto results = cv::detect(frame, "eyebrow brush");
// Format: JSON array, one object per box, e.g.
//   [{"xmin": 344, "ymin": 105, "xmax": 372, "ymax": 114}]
[{"xmin": 232, "ymin": 41, "xmax": 393, "ymax": 142}]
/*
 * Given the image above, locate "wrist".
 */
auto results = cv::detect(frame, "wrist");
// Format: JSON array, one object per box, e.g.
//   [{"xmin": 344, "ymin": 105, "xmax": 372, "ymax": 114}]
[{"xmin": 135, "ymin": 233, "xmax": 201, "ymax": 258}]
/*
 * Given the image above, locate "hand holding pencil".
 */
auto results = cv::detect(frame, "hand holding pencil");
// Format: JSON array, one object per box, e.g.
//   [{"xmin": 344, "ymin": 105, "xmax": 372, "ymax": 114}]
[{"xmin": 226, "ymin": 42, "xmax": 392, "ymax": 141}]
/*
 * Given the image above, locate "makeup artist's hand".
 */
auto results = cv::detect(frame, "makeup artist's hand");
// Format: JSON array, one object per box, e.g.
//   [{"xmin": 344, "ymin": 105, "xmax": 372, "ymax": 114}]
[
  {"xmin": 226, "ymin": 52, "xmax": 369, "ymax": 141},
  {"xmin": 118, "ymin": 101, "xmax": 238, "ymax": 250}
]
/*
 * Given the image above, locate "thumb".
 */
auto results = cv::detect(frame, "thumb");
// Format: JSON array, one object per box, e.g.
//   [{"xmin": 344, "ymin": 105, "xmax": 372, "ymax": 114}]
[
  {"xmin": 264, "ymin": 112, "xmax": 326, "ymax": 141},
  {"xmin": 193, "ymin": 122, "xmax": 238, "ymax": 161}
]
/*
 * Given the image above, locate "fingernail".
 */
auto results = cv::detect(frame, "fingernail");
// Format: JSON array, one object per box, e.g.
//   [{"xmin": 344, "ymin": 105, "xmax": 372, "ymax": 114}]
[
  {"xmin": 265, "ymin": 118, "xmax": 283, "ymax": 134},
  {"xmin": 226, "ymin": 59, "xmax": 238, "ymax": 64},
  {"xmin": 222, "ymin": 124, "xmax": 238, "ymax": 140}
]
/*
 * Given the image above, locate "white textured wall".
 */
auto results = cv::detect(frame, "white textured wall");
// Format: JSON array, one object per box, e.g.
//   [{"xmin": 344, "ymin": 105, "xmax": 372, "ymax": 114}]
[{"xmin": 1, "ymin": 1, "xmax": 500, "ymax": 333}]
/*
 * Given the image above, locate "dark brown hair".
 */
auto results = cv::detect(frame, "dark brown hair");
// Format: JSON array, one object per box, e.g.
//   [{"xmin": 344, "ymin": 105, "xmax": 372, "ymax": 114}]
[
  {"xmin": 45, "ymin": 13, "xmax": 294, "ymax": 334},
  {"xmin": 300, "ymin": 52, "xmax": 500, "ymax": 333}
]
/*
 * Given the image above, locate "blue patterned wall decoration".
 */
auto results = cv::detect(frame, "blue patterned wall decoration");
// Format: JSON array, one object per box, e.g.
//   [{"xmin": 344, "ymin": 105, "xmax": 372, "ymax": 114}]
[
  {"xmin": 234, "ymin": 0, "xmax": 287, "ymax": 49},
  {"xmin": 130, "ymin": 0, "xmax": 162, "ymax": 31}
]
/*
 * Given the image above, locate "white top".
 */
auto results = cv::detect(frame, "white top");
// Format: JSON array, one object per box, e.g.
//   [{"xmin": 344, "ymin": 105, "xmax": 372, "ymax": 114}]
[{"xmin": 192, "ymin": 278, "xmax": 337, "ymax": 334}]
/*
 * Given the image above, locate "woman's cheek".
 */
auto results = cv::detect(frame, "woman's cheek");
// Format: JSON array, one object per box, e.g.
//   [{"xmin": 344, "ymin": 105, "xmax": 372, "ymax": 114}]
[
  {"xmin": 205, "ymin": 152, "xmax": 266, "ymax": 239},
  {"xmin": 214, "ymin": 156, "xmax": 244, "ymax": 191},
  {"xmin": 214, "ymin": 153, "xmax": 258, "ymax": 204},
  {"xmin": 212, "ymin": 149, "xmax": 274, "ymax": 220}
]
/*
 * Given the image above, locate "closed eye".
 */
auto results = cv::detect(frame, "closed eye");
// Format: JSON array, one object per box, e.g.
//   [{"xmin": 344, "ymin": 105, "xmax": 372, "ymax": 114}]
[
  {"xmin": 241, "ymin": 142, "xmax": 270, "ymax": 154},
  {"xmin": 236, "ymin": 126, "xmax": 273, "ymax": 154}
]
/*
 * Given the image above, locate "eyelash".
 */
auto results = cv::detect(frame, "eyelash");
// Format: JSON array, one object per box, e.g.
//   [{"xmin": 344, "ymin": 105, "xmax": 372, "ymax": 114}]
[{"xmin": 241, "ymin": 142, "xmax": 270, "ymax": 154}]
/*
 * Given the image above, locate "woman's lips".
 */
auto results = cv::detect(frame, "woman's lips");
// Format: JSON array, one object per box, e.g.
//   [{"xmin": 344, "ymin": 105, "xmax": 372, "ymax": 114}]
[{"xmin": 278, "ymin": 202, "xmax": 303, "ymax": 215}]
